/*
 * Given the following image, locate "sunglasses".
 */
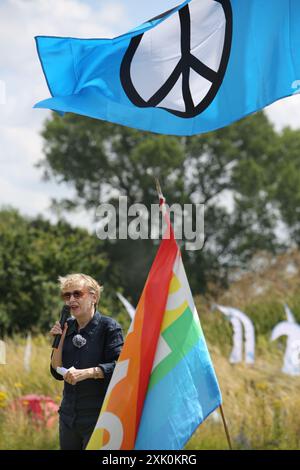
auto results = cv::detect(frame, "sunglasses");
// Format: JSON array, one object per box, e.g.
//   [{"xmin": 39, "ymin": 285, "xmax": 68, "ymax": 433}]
[{"xmin": 61, "ymin": 290, "xmax": 86, "ymax": 301}]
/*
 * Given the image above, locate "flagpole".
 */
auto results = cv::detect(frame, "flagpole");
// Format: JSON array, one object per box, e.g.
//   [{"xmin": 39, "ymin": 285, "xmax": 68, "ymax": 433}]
[
  {"xmin": 154, "ymin": 177, "xmax": 163, "ymax": 199},
  {"xmin": 219, "ymin": 404, "xmax": 233, "ymax": 450}
]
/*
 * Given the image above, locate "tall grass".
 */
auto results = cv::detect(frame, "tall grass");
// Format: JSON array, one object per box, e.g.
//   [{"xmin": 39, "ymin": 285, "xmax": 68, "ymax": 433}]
[
  {"xmin": 1, "ymin": 333, "xmax": 300, "ymax": 450},
  {"xmin": 0, "ymin": 335, "xmax": 62, "ymax": 450},
  {"xmin": 186, "ymin": 344, "xmax": 300, "ymax": 450}
]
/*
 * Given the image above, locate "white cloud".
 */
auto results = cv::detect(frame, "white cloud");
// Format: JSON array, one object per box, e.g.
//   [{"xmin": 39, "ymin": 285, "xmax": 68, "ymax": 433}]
[
  {"xmin": 0, "ymin": 0, "xmax": 129, "ymax": 228},
  {"xmin": 266, "ymin": 94, "xmax": 300, "ymax": 131}
]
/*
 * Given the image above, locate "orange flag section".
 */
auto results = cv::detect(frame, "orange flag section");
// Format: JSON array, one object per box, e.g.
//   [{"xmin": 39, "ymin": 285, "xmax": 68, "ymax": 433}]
[{"xmin": 87, "ymin": 233, "xmax": 178, "ymax": 450}]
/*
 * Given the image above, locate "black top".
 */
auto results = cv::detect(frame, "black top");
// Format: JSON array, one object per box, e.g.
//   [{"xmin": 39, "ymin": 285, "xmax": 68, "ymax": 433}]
[{"xmin": 50, "ymin": 311, "xmax": 124, "ymax": 424}]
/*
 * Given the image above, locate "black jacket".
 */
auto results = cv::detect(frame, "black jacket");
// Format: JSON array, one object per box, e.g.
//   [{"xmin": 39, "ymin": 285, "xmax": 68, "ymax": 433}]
[{"xmin": 50, "ymin": 311, "xmax": 123, "ymax": 422}]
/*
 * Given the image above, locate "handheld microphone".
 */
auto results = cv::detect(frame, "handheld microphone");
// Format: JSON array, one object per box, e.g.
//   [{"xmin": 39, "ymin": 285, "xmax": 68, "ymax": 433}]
[{"xmin": 52, "ymin": 305, "xmax": 71, "ymax": 349}]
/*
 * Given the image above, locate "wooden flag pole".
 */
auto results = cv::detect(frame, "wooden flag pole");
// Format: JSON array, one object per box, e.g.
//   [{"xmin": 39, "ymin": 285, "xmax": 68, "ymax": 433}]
[{"xmin": 219, "ymin": 404, "xmax": 233, "ymax": 450}]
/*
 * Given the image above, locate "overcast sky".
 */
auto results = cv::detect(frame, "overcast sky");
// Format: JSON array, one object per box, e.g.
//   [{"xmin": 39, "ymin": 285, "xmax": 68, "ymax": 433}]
[{"xmin": 1, "ymin": 0, "xmax": 300, "ymax": 229}]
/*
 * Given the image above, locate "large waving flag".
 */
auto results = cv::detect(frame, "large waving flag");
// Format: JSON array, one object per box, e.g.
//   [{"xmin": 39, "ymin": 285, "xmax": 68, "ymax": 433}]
[
  {"xmin": 35, "ymin": 0, "xmax": 300, "ymax": 136},
  {"xmin": 86, "ymin": 201, "xmax": 221, "ymax": 450}
]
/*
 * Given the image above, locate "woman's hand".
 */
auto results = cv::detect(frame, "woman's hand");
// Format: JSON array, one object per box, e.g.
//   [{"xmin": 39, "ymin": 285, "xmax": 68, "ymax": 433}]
[
  {"xmin": 64, "ymin": 367, "xmax": 92, "ymax": 385},
  {"xmin": 50, "ymin": 322, "xmax": 68, "ymax": 369},
  {"xmin": 49, "ymin": 321, "xmax": 68, "ymax": 341}
]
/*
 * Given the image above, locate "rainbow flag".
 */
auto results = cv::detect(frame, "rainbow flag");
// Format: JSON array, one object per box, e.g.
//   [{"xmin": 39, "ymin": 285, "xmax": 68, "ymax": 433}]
[{"xmin": 86, "ymin": 206, "xmax": 221, "ymax": 450}]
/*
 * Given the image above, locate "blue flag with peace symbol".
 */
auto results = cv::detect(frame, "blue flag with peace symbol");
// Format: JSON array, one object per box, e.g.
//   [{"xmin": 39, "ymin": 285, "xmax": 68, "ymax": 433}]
[{"xmin": 34, "ymin": 0, "xmax": 300, "ymax": 136}]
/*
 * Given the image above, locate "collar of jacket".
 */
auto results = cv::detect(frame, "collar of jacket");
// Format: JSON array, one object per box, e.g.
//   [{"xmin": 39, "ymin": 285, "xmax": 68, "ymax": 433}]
[{"xmin": 66, "ymin": 310, "xmax": 101, "ymax": 338}]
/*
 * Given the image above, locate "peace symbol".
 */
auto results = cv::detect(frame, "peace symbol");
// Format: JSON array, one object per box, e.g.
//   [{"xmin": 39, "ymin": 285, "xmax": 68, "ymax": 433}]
[{"xmin": 120, "ymin": 0, "xmax": 232, "ymax": 118}]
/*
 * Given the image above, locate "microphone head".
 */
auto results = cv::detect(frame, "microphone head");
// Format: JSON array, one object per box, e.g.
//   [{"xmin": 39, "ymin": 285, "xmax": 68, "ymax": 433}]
[
  {"xmin": 62, "ymin": 305, "xmax": 71, "ymax": 314},
  {"xmin": 61, "ymin": 304, "xmax": 71, "ymax": 323}
]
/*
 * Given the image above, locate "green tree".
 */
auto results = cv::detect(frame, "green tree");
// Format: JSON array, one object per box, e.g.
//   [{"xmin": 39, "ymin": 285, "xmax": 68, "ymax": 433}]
[
  {"xmin": 266, "ymin": 127, "xmax": 300, "ymax": 245},
  {"xmin": 0, "ymin": 208, "xmax": 122, "ymax": 335},
  {"xmin": 39, "ymin": 112, "xmax": 294, "ymax": 301}
]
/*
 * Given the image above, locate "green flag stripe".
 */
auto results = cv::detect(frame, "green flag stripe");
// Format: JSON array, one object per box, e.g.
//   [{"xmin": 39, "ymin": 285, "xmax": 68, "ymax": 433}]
[{"xmin": 149, "ymin": 305, "xmax": 204, "ymax": 390}]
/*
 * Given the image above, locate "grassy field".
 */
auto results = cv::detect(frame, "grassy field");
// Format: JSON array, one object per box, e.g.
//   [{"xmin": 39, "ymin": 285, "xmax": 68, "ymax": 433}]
[
  {"xmin": 1, "ymin": 251, "xmax": 300, "ymax": 449},
  {"xmin": 187, "ymin": 340, "xmax": 300, "ymax": 450},
  {"xmin": 0, "ymin": 335, "xmax": 62, "ymax": 450},
  {"xmin": 1, "ymin": 332, "xmax": 300, "ymax": 450}
]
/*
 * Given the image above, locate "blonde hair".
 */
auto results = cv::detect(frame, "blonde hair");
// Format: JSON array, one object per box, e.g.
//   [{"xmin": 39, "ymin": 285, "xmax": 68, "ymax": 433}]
[{"xmin": 58, "ymin": 273, "xmax": 103, "ymax": 304}]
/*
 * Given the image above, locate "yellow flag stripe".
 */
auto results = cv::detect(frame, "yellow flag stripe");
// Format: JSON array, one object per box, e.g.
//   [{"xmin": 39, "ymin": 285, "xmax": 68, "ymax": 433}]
[
  {"xmin": 161, "ymin": 300, "xmax": 189, "ymax": 331},
  {"xmin": 169, "ymin": 273, "xmax": 181, "ymax": 294}
]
